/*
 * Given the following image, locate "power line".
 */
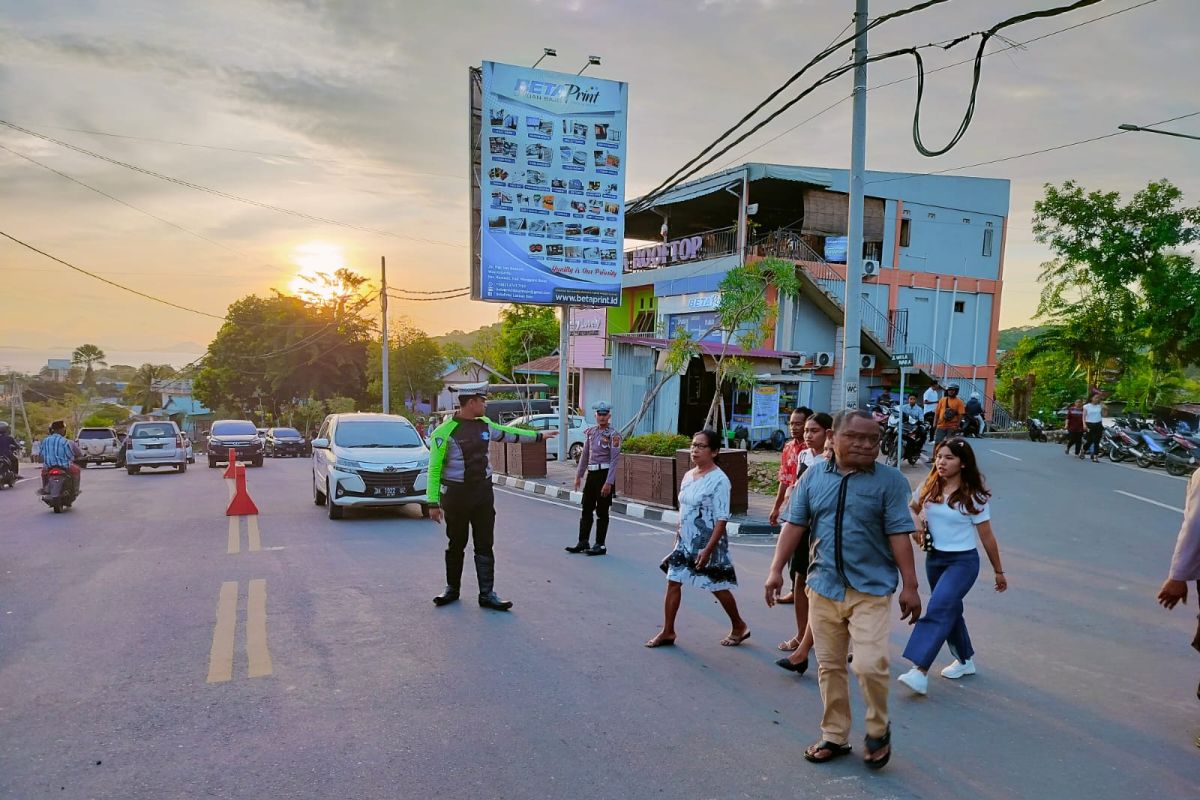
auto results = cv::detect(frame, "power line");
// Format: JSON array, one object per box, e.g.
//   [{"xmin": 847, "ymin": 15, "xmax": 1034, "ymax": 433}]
[
  {"xmin": 863, "ymin": 110, "xmax": 1200, "ymax": 185},
  {"xmin": 715, "ymin": 0, "xmax": 1160, "ymax": 170},
  {"xmin": 386, "ymin": 291, "xmax": 471, "ymax": 302},
  {"xmin": 387, "ymin": 286, "xmax": 469, "ymax": 295},
  {"xmin": 0, "ymin": 119, "xmax": 466, "ymax": 249},
  {"xmin": 630, "ymin": 0, "xmax": 1127, "ymax": 214}
]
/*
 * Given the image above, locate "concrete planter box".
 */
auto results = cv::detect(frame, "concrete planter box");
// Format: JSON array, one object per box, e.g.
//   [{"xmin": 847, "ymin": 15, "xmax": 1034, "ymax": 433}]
[
  {"xmin": 675, "ymin": 449, "xmax": 749, "ymax": 515},
  {"xmin": 505, "ymin": 438, "xmax": 547, "ymax": 478},
  {"xmin": 614, "ymin": 453, "xmax": 678, "ymax": 508}
]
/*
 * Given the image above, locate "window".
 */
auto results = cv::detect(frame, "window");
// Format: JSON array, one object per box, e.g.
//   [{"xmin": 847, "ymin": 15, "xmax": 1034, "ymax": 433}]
[
  {"xmin": 954, "ymin": 300, "xmax": 965, "ymax": 313},
  {"xmin": 632, "ymin": 310, "xmax": 656, "ymax": 333},
  {"xmin": 78, "ymin": 429, "xmax": 115, "ymax": 439},
  {"xmin": 570, "ymin": 417, "xmax": 583, "ymax": 429},
  {"xmin": 212, "ymin": 421, "xmax": 256, "ymax": 436},
  {"xmin": 982, "ymin": 227, "xmax": 994, "ymax": 257},
  {"xmin": 333, "ymin": 421, "xmax": 423, "ymax": 448},
  {"xmin": 899, "ymin": 218, "xmax": 911, "ymax": 247},
  {"xmin": 528, "ymin": 417, "xmax": 550, "ymax": 430}
]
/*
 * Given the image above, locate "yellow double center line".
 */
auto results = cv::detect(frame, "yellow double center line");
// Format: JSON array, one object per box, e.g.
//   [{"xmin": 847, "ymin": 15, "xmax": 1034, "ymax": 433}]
[
  {"xmin": 227, "ymin": 515, "xmax": 261, "ymax": 554},
  {"xmin": 206, "ymin": 579, "xmax": 273, "ymax": 683}
]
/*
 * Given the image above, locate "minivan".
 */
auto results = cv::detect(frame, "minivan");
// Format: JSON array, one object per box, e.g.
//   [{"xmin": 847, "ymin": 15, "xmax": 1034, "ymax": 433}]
[
  {"xmin": 311, "ymin": 413, "xmax": 431, "ymax": 520},
  {"xmin": 125, "ymin": 421, "xmax": 188, "ymax": 475}
]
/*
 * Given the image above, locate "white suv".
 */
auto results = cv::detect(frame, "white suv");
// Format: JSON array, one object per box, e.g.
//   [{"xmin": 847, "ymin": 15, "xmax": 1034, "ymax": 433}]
[
  {"xmin": 75, "ymin": 427, "xmax": 121, "ymax": 466},
  {"xmin": 311, "ymin": 413, "xmax": 430, "ymax": 520},
  {"xmin": 125, "ymin": 420, "xmax": 188, "ymax": 475}
]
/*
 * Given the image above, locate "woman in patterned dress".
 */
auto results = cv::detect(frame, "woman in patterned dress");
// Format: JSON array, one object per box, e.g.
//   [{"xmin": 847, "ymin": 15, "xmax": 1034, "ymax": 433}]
[{"xmin": 646, "ymin": 430, "xmax": 750, "ymax": 648}]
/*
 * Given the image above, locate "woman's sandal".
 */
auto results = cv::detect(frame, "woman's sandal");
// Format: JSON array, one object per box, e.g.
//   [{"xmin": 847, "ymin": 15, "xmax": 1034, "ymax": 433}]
[
  {"xmin": 644, "ymin": 634, "xmax": 676, "ymax": 648},
  {"xmin": 803, "ymin": 740, "xmax": 852, "ymax": 763},
  {"xmin": 863, "ymin": 724, "xmax": 891, "ymax": 770},
  {"xmin": 777, "ymin": 637, "xmax": 800, "ymax": 652},
  {"xmin": 720, "ymin": 630, "xmax": 751, "ymax": 647}
]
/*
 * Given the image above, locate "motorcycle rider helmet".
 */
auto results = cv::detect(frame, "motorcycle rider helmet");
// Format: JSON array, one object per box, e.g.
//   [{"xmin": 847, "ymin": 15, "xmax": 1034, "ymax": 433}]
[
  {"xmin": 0, "ymin": 421, "xmax": 9, "ymax": 433},
  {"xmin": 946, "ymin": 383, "xmax": 960, "ymax": 395}
]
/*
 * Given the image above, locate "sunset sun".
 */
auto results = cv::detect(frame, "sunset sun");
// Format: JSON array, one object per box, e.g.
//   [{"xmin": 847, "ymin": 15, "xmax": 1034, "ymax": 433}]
[{"xmin": 288, "ymin": 241, "xmax": 347, "ymax": 300}]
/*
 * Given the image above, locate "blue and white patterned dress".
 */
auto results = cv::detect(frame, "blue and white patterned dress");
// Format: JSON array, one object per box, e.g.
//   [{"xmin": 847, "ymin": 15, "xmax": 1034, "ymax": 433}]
[{"xmin": 661, "ymin": 467, "xmax": 736, "ymax": 591}]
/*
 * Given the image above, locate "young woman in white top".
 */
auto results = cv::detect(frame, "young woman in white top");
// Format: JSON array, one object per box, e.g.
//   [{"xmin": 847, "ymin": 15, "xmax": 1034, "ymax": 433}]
[
  {"xmin": 1083, "ymin": 393, "xmax": 1106, "ymax": 462},
  {"xmin": 897, "ymin": 437, "xmax": 1007, "ymax": 695}
]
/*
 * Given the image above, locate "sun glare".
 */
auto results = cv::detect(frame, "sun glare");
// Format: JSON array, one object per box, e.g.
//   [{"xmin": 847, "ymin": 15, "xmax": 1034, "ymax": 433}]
[{"xmin": 288, "ymin": 241, "xmax": 347, "ymax": 299}]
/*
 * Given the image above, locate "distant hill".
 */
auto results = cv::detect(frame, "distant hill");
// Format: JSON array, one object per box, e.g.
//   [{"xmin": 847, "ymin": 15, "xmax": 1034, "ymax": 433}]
[
  {"xmin": 997, "ymin": 326, "xmax": 1048, "ymax": 352},
  {"xmin": 433, "ymin": 322, "xmax": 502, "ymax": 350}
]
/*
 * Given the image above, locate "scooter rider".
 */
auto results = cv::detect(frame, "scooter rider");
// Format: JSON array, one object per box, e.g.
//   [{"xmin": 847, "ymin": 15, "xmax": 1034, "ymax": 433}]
[
  {"xmin": 900, "ymin": 395, "xmax": 923, "ymax": 426},
  {"xmin": 40, "ymin": 420, "xmax": 82, "ymax": 492},
  {"xmin": 0, "ymin": 422, "xmax": 20, "ymax": 477}
]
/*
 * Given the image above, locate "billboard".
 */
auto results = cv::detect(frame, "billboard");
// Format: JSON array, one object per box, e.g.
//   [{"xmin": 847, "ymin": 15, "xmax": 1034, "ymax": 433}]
[{"xmin": 473, "ymin": 61, "xmax": 628, "ymax": 306}]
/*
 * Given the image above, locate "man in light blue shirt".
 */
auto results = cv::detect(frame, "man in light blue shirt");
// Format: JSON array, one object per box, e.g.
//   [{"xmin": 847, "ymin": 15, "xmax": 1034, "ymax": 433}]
[
  {"xmin": 765, "ymin": 410, "xmax": 919, "ymax": 770},
  {"xmin": 40, "ymin": 420, "xmax": 81, "ymax": 491}
]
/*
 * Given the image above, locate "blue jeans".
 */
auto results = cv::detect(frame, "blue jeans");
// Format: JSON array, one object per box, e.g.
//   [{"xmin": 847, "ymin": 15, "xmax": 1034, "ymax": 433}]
[{"xmin": 902, "ymin": 548, "xmax": 979, "ymax": 670}]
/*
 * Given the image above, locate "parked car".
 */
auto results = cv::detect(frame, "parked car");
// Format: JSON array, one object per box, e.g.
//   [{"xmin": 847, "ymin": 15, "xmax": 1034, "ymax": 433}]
[
  {"xmin": 75, "ymin": 426, "xmax": 121, "ymax": 466},
  {"xmin": 207, "ymin": 419, "xmax": 265, "ymax": 468},
  {"xmin": 311, "ymin": 413, "xmax": 431, "ymax": 520},
  {"xmin": 509, "ymin": 413, "xmax": 587, "ymax": 463},
  {"xmin": 125, "ymin": 420, "xmax": 188, "ymax": 474},
  {"xmin": 265, "ymin": 427, "xmax": 306, "ymax": 458}
]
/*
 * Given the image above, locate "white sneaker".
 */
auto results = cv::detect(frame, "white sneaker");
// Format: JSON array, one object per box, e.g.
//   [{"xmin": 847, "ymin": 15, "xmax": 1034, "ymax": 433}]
[
  {"xmin": 897, "ymin": 667, "xmax": 928, "ymax": 695},
  {"xmin": 940, "ymin": 659, "xmax": 976, "ymax": 679}
]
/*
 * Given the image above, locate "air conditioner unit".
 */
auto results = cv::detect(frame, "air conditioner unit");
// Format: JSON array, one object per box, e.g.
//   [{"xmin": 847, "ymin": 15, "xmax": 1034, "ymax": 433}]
[
  {"xmin": 862, "ymin": 259, "xmax": 880, "ymax": 278},
  {"xmin": 815, "ymin": 351, "xmax": 835, "ymax": 369},
  {"xmin": 861, "ymin": 354, "xmax": 877, "ymax": 370},
  {"xmin": 782, "ymin": 355, "xmax": 810, "ymax": 372}
]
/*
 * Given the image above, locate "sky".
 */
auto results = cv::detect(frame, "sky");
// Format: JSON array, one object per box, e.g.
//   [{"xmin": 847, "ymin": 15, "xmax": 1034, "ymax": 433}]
[{"xmin": 1, "ymin": 0, "xmax": 1197, "ymax": 373}]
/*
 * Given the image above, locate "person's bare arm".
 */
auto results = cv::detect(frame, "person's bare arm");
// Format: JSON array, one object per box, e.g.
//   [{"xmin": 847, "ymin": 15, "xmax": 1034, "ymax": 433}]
[
  {"xmin": 975, "ymin": 520, "xmax": 1006, "ymax": 592},
  {"xmin": 888, "ymin": 533, "xmax": 922, "ymax": 624},
  {"xmin": 769, "ymin": 482, "xmax": 788, "ymax": 526}
]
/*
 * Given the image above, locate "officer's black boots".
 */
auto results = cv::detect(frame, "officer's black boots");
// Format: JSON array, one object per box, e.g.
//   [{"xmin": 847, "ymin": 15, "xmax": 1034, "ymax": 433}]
[
  {"xmin": 474, "ymin": 553, "xmax": 513, "ymax": 611},
  {"xmin": 584, "ymin": 544, "xmax": 607, "ymax": 556},
  {"xmin": 433, "ymin": 550, "xmax": 464, "ymax": 606},
  {"xmin": 565, "ymin": 540, "xmax": 588, "ymax": 553}
]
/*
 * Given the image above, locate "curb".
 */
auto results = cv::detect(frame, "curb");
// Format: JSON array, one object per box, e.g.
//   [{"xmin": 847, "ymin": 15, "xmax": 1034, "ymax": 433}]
[{"xmin": 491, "ymin": 474, "xmax": 775, "ymax": 537}]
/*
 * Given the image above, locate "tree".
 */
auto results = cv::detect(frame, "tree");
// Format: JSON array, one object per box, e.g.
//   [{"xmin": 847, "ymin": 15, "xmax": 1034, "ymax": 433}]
[
  {"xmin": 71, "ymin": 344, "xmax": 107, "ymax": 388},
  {"xmin": 1034, "ymin": 179, "xmax": 1200, "ymax": 369},
  {"xmin": 495, "ymin": 305, "xmax": 559, "ymax": 378},
  {"xmin": 124, "ymin": 364, "xmax": 176, "ymax": 412},
  {"xmin": 193, "ymin": 271, "xmax": 374, "ymax": 412},
  {"xmin": 367, "ymin": 321, "xmax": 446, "ymax": 411}
]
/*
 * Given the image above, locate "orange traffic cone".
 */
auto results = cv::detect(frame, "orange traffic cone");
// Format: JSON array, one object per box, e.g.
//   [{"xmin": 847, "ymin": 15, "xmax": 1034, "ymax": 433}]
[
  {"xmin": 222, "ymin": 448, "xmax": 238, "ymax": 478},
  {"xmin": 226, "ymin": 463, "xmax": 259, "ymax": 516}
]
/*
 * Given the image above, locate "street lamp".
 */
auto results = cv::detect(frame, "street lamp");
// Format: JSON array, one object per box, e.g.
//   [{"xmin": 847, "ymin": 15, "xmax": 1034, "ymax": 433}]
[
  {"xmin": 1118, "ymin": 123, "xmax": 1200, "ymax": 142},
  {"xmin": 532, "ymin": 48, "xmax": 556, "ymax": 69},
  {"xmin": 577, "ymin": 56, "xmax": 601, "ymax": 75}
]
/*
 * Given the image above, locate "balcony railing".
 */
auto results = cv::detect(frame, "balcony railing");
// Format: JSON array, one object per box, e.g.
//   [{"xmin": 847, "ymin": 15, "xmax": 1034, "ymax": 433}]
[{"xmin": 910, "ymin": 343, "xmax": 1015, "ymax": 431}]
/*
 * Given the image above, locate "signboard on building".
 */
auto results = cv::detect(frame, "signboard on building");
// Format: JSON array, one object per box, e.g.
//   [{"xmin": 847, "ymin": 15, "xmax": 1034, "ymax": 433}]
[
  {"xmin": 473, "ymin": 61, "xmax": 628, "ymax": 307},
  {"xmin": 624, "ymin": 235, "xmax": 704, "ymax": 271},
  {"xmin": 751, "ymin": 385, "xmax": 780, "ymax": 429}
]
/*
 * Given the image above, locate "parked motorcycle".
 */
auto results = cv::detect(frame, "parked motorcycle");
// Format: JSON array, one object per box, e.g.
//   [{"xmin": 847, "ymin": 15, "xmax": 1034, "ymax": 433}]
[
  {"xmin": 959, "ymin": 414, "xmax": 986, "ymax": 438},
  {"xmin": 881, "ymin": 410, "xmax": 926, "ymax": 466},
  {"xmin": 1102, "ymin": 425, "xmax": 1143, "ymax": 463},
  {"xmin": 0, "ymin": 455, "xmax": 17, "ymax": 489},
  {"xmin": 1027, "ymin": 418, "xmax": 1048, "ymax": 442},
  {"xmin": 40, "ymin": 466, "xmax": 78, "ymax": 513}
]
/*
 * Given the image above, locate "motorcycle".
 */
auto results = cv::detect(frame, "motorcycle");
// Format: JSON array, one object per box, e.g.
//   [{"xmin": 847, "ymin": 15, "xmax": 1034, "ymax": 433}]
[
  {"xmin": 881, "ymin": 411, "xmax": 927, "ymax": 467},
  {"xmin": 959, "ymin": 414, "xmax": 986, "ymax": 438},
  {"xmin": 1165, "ymin": 442, "xmax": 1199, "ymax": 477},
  {"xmin": 40, "ymin": 465, "xmax": 78, "ymax": 513},
  {"xmin": 1102, "ymin": 425, "xmax": 1143, "ymax": 463},
  {"xmin": 1027, "ymin": 418, "xmax": 1048, "ymax": 442},
  {"xmin": 1133, "ymin": 430, "xmax": 1170, "ymax": 470},
  {"xmin": 0, "ymin": 455, "xmax": 17, "ymax": 489}
]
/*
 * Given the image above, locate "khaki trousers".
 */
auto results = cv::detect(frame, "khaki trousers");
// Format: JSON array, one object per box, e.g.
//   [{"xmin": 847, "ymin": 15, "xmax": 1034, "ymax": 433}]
[{"xmin": 807, "ymin": 586, "xmax": 892, "ymax": 744}]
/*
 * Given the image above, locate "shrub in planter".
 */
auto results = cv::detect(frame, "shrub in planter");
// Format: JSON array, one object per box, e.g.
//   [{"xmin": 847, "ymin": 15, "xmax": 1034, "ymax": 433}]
[{"xmin": 615, "ymin": 433, "xmax": 691, "ymax": 508}]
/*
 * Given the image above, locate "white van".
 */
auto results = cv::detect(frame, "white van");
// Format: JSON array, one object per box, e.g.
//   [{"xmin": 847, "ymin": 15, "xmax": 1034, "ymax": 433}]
[{"xmin": 310, "ymin": 413, "xmax": 431, "ymax": 520}]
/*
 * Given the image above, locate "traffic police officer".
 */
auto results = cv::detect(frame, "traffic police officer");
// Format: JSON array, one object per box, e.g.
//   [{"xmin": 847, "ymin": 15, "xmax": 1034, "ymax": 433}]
[{"xmin": 567, "ymin": 401, "xmax": 622, "ymax": 556}]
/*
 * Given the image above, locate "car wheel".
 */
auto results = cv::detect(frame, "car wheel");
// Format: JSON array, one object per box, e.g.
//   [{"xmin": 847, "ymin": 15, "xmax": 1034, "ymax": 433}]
[
  {"xmin": 327, "ymin": 481, "xmax": 343, "ymax": 519},
  {"xmin": 313, "ymin": 473, "xmax": 327, "ymax": 506},
  {"xmin": 569, "ymin": 443, "xmax": 583, "ymax": 464},
  {"xmin": 178, "ymin": 462, "xmax": 187, "ymax": 474},
  {"xmin": 253, "ymin": 457, "xmax": 264, "ymax": 468},
  {"xmin": 127, "ymin": 466, "xmax": 140, "ymax": 475}
]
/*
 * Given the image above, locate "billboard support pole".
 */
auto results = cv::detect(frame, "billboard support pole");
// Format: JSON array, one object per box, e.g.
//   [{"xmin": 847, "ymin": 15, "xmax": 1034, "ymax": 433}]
[
  {"xmin": 381, "ymin": 255, "xmax": 390, "ymax": 414},
  {"xmin": 558, "ymin": 305, "xmax": 570, "ymax": 462},
  {"xmin": 838, "ymin": 0, "xmax": 869, "ymax": 411}
]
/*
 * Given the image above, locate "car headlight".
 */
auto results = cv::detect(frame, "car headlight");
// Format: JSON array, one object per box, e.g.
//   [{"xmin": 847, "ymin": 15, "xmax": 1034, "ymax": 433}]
[{"xmin": 335, "ymin": 458, "xmax": 364, "ymax": 473}]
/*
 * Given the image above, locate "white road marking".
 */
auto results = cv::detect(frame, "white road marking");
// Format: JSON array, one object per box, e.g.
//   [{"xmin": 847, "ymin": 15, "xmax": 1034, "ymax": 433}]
[
  {"xmin": 494, "ymin": 486, "xmax": 778, "ymax": 547},
  {"xmin": 987, "ymin": 449, "xmax": 1023, "ymax": 462},
  {"xmin": 1114, "ymin": 490, "xmax": 1184, "ymax": 514}
]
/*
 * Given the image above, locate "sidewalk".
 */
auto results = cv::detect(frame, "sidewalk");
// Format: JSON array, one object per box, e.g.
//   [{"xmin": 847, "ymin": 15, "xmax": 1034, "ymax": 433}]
[{"xmin": 493, "ymin": 453, "xmax": 929, "ymax": 537}]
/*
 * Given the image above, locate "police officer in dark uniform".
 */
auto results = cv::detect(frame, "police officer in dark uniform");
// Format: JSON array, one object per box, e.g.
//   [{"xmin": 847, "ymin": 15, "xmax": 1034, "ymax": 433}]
[{"xmin": 567, "ymin": 401, "xmax": 622, "ymax": 556}]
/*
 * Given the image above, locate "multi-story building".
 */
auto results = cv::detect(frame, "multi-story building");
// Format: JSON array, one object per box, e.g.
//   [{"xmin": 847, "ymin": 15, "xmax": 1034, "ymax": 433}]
[{"xmin": 607, "ymin": 162, "xmax": 1011, "ymax": 438}]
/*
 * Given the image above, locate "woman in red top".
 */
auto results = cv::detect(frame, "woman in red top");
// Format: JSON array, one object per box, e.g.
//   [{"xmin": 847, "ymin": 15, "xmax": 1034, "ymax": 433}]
[{"xmin": 1064, "ymin": 399, "xmax": 1085, "ymax": 458}]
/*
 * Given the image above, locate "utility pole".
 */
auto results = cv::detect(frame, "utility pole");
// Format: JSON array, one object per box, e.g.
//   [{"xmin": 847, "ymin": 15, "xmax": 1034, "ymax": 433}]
[
  {"xmin": 381, "ymin": 256, "xmax": 390, "ymax": 414},
  {"xmin": 838, "ymin": 0, "xmax": 869, "ymax": 411}
]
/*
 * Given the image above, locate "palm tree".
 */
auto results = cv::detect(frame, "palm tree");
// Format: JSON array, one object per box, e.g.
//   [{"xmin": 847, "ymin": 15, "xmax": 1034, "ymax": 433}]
[
  {"xmin": 72, "ymin": 344, "xmax": 107, "ymax": 387},
  {"xmin": 124, "ymin": 364, "xmax": 176, "ymax": 412}
]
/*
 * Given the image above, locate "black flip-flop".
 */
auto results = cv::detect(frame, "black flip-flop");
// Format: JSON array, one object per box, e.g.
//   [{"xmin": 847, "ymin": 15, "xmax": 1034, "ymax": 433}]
[
  {"xmin": 863, "ymin": 724, "xmax": 891, "ymax": 770},
  {"xmin": 804, "ymin": 740, "xmax": 851, "ymax": 763}
]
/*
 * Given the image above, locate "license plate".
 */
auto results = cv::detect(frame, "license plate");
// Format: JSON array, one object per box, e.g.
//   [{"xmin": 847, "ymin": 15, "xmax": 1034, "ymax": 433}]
[{"xmin": 146, "ymin": 444, "xmax": 163, "ymax": 449}]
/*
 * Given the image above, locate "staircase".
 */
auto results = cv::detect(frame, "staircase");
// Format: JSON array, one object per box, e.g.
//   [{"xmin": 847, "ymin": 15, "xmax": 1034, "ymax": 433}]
[{"xmin": 910, "ymin": 343, "xmax": 1016, "ymax": 431}]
